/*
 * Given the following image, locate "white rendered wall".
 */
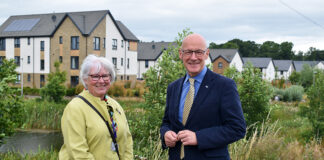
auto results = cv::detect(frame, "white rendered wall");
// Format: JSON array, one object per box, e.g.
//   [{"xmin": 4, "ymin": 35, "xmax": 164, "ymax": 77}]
[{"xmin": 230, "ymin": 52, "xmax": 243, "ymax": 72}]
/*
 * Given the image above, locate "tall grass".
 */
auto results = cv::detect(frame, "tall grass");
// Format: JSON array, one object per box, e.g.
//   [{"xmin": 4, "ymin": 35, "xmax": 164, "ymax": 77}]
[
  {"xmin": 0, "ymin": 149, "xmax": 58, "ymax": 160},
  {"xmin": 230, "ymin": 118, "xmax": 323, "ymax": 160},
  {"xmin": 20, "ymin": 99, "xmax": 66, "ymax": 130},
  {"xmin": 2, "ymin": 99, "xmax": 323, "ymax": 159}
]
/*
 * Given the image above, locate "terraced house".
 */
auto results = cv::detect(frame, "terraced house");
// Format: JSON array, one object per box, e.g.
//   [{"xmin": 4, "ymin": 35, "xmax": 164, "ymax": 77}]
[{"xmin": 0, "ymin": 10, "xmax": 139, "ymax": 88}]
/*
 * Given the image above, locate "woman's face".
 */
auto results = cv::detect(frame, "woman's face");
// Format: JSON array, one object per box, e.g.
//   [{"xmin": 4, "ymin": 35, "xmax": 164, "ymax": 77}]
[{"xmin": 85, "ymin": 65, "xmax": 111, "ymax": 99}]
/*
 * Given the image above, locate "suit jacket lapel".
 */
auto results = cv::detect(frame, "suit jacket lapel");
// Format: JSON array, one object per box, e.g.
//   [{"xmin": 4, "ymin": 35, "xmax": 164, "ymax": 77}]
[
  {"xmin": 174, "ymin": 76, "xmax": 185, "ymax": 127},
  {"xmin": 185, "ymin": 69, "xmax": 216, "ymax": 125}
]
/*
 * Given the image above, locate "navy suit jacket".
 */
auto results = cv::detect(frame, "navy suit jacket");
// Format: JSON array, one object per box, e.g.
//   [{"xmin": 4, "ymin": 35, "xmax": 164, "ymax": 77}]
[{"xmin": 160, "ymin": 69, "xmax": 246, "ymax": 160}]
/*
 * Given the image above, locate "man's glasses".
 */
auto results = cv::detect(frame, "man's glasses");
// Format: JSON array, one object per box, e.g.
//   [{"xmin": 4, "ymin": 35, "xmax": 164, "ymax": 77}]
[
  {"xmin": 181, "ymin": 49, "xmax": 206, "ymax": 57},
  {"xmin": 89, "ymin": 74, "xmax": 111, "ymax": 81}
]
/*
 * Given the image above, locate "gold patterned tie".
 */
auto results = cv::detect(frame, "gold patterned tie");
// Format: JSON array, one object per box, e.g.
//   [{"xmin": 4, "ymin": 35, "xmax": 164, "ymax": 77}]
[{"xmin": 181, "ymin": 78, "xmax": 195, "ymax": 159}]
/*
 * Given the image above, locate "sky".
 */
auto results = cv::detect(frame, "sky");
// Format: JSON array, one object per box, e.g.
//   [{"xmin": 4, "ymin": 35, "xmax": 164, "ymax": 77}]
[{"xmin": 0, "ymin": 0, "xmax": 323, "ymax": 53}]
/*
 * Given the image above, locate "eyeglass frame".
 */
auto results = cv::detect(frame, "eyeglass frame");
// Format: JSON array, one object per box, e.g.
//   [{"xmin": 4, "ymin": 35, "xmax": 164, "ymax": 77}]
[
  {"xmin": 181, "ymin": 49, "xmax": 207, "ymax": 57},
  {"xmin": 89, "ymin": 74, "xmax": 112, "ymax": 81}
]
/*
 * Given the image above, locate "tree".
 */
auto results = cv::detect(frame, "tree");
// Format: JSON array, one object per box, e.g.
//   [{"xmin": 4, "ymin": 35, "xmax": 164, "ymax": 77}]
[
  {"xmin": 237, "ymin": 63, "xmax": 272, "ymax": 127},
  {"xmin": 289, "ymin": 71, "xmax": 301, "ymax": 85},
  {"xmin": 279, "ymin": 42, "xmax": 294, "ymax": 60},
  {"xmin": 143, "ymin": 29, "xmax": 191, "ymax": 108},
  {"xmin": 300, "ymin": 70, "xmax": 324, "ymax": 139},
  {"xmin": 299, "ymin": 64, "xmax": 314, "ymax": 89},
  {"xmin": 40, "ymin": 62, "xmax": 66, "ymax": 102},
  {"xmin": 0, "ymin": 59, "xmax": 23, "ymax": 142}
]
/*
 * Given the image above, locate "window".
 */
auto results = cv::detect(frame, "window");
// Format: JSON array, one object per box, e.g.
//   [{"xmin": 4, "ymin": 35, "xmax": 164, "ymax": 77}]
[
  {"xmin": 121, "ymin": 76, "xmax": 123, "ymax": 80},
  {"xmin": 16, "ymin": 74, "xmax": 21, "ymax": 84},
  {"xmin": 27, "ymin": 74, "xmax": 31, "ymax": 82},
  {"xmin": 127, "ymin": 41, "xmax": 130, "ymax": 50},
  {"xmin": 145, "ymin": 60, "xmax": 149, "ymax": 68},
  {"xmin": 121, "ymin": 40, "xmax": 124, "ymax": 48},
  {"xmin": 40, "ymin": 60, "xmax": 44, "ymax": 70},
  {"xmin": 59, "ymin": 36, "xmax": 63, "ymax": 44},
  {"xmin": 71, "ymin": 36, "xmax": 79, "ymax": 50},
  {"xmin": 112, "ymin": 57, "xmax": 117, "ymax": 68},
  {"xmin": 112, "ymin": 39, "xmax": 117, "ymax": 50},
  {"xmin": 14, "ymin": 56, "xmax": 20, "ymax": 66},
  {"xmin": 127, "ymin": 76, "xmax": 129, "ymax": 80},
  {"xmin": 103, "ymin": 38, "xmax": 106, "ymax": 49},
  {"xmin": 121, "ymin": 58, "xmax": 123, "ymax": 66},
  {"xmin": 14, "ymin": 38, "xmax": 20, "ymax": 48},
  {"xmin": 0, "ymin": 56, "xmax": 5, "ymax": 65},
  {"xmin": 218, "ymin": 62, "xmax": 223, "ymax": 69},
  {"xmin": 0, "ymin": 38, "xmax": 5, "ymax": 50},
  {"xmin": 280, "ymin": 71, "xmax": 284, "ymax": 75},
  {"xmin": 93, "ymin": 37, "xmax": 100, "ymax": 50},
  {"xmin": 71, "ymin": 56, "xmax": 79, "ymax": 69},
  {"xmin": 71, "ymin": 76, "xmax": 79, "ymax": 87},
  {"xmin": 27, "ymin": 37, "xmax": 30, "ymax": 45},
  {"xmin": 40, "ymin": 41, "xmax": 44, "ymax": 51},
  {"xmin": 127, "ymin": 58, "xmax": 129, "ymax": 69},
  {"xmin": 59, "ymin": 56, "xmax": 63, "ymax": 63},
  {"xmin": 40, "ymin": 75, "xmax": 45, "ymax": 88},
  {"xmin": 27, "ymin": 56, "xmax": 30, "ymax": 64}
]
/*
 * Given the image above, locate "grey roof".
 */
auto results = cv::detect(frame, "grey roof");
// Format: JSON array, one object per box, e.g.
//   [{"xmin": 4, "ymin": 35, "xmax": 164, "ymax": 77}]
[
  {"xmin": 138, "ymin": 42, "xmax": 177, "ymax": 60},
  {"xmin": 67, "ymin": 10, "xmax": 108, "ymax": 36},
  {"xmin": 0, "ymin": 10, "xmax": 134, "ymax": 38},
  {"xmin": 242, "ymin": 57, "xmax": 273, "ymax": 68},
  {"xmin": 115, "ymin": 20, "xmax": 138, "ymax": 41},
  {"xmin": 273, "ymin": 60, "xmax": 293, "ymax": 71},
  {"xmin": 209, "ymin": 49, "xmax": 239, "ymax": 63},
  {"xmin": 293, "ymin": 61, "xmax": 320, "ymax": 72},
  {"xmin": 0, "ymin": 13, "xmax": 66, "ymax": 37}
]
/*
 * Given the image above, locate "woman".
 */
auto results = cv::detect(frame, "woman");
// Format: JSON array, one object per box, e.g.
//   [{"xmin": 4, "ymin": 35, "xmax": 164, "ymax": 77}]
[{"xmin": 59, "ymin": 55, "xmax": 133, "ymax": 160}]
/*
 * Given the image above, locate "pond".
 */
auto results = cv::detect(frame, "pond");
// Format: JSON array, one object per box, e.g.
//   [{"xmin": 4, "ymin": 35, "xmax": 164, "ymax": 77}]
[{"xmin": 0, "ymin": 130, "xmax": 63, "ymax": 155}]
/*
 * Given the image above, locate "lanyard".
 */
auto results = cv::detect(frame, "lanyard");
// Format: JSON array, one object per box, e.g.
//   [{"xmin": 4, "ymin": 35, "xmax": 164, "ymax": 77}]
[{"xmin": 77, "ymin": 95, "xmax": 120, "ymax": 159}]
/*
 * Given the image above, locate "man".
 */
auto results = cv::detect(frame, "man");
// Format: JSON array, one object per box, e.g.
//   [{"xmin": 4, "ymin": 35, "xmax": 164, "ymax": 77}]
[{"xmin": 160, "ymin": 33, "xmax": 246, "ymax": 160}]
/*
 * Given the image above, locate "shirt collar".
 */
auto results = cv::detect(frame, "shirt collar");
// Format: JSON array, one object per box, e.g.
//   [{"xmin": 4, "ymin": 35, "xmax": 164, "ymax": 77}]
[{"xmin": 184, "ymin": 66, "xmax": 207, "ymax": 84}]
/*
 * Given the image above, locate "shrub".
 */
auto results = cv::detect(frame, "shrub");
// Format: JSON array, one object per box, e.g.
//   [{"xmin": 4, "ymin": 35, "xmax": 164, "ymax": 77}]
[
  {"xmin": 23, "ymin": 87, "xmax": 40, "ymax": 95},
  {"xmin": 65, "ymin": 87, "xmax": 76, "ymax": 96},
  {"xmin": 75, "ymin": 84, "xmax": 84, "ymax": 95},
  {"xmin": 143, "ymin": 29, "xmax": 190, "ymax": 108},
  {"xmin": 0, "ymin": 59, "xmax": 24, "ymax": 142},
  {"xmin": 108, "ymin": 81, "xmax": 126, "ymax": 97},
  {"xmin": 40, "ymin": 62, "xmax": 66, "ymax": 102},
  {"xmin": 300, "ymin": 70, "xmax": 324, "ymax": 139},
  {"xmin": 238, "ymin": 63, "xmax": 273, "ymax": 127}
]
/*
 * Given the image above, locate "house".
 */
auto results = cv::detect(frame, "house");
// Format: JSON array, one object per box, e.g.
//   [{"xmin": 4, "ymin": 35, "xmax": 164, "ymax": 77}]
[
  {"xmin": 315, "ymin": 61, "xmax": 324, "ymax": 70},
  {"xmin": 242, "ymin": 57, "xmax": 275, "ymax": 81},
  {"xmin": 209, "ymin": 49, "xmax": 243, "ymax": 75},
  {"xmin": 137, "ymin": 41, "xmax": 176, "ymax": 79},
  {"xmin": 273, "ymin": 60, "xmax": 295, "ymax": 80},
  {"xmin": 0, "ymin": 10, "xmax": 138, "ymax": 88},
  {"xmin": 293, "ymin": 61, "xmax": 320, "ymax": 72}
]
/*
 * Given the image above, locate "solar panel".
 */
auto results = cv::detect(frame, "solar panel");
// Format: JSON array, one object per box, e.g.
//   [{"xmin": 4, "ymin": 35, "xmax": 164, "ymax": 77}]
[{"xmin": 4, "ymin": 18, "xmax": 40, "ymax": 32}]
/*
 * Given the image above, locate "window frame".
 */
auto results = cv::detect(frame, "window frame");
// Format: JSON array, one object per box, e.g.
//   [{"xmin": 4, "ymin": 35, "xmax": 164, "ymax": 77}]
[
  {"xmin": 71, "ymin": 36, "xmax": 79, "ymax": 50},
  {"xmin": 71, "ymin": 56, "xmax": 79, "ymax": 69},
  {"xmin": 112, "ymin": 57, "xmax": 117, "ymax": 68},
  {"xmin": 145, "ymin": 60, "xmax": 149, "ymax": 68},
  {"xmin": 14, "ymin": 56, "xmax": 20, "ymax": 66},
  {"xmin": 14, "ymin": 38, "xmax": 20, "ymax": 48},
  {"xmin": 40, "ymin": 59, "xmax": 45, "ymax": 70},
  {"xmin": 0, "ymin": 38, "xmax": 5, "ymax": 50},
  {"xmin": 218, "ymin": 62, "xmax": 223, "ymax": 69},
  {"xmin": 40, "ymin": 41, "xmax": 45, "ymax": 51},
  {"xmin": 93, "ymin": 37, "xmax": 100, "ymax": 50},
  {"xmin": 112, "ymin": 39, "xmax": 117, "ymax": 50}
]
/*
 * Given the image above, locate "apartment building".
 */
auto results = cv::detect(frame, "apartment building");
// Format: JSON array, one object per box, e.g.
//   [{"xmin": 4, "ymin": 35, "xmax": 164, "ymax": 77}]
[{"xmin": 0, "ymin": 10, "xmax": 138, "ymax": 88}]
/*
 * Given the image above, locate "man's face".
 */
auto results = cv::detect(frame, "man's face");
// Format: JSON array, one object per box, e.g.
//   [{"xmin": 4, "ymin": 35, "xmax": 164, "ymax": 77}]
[{"xmin": 179, "ymin": 34, "xmax": 209, "ymax": 77}]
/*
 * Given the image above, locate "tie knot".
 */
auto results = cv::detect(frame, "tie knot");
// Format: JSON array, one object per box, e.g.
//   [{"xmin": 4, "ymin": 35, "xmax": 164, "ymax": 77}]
[{"xmin": 189, "ymin": 78, "xmax": 195, "ymax": 85}]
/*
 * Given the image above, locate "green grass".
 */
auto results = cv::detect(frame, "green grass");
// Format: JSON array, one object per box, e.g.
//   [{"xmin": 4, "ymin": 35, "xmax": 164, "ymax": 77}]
[{"xmin": 1, "ymin": 99, "xmax": 323, "ymax": 160}]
